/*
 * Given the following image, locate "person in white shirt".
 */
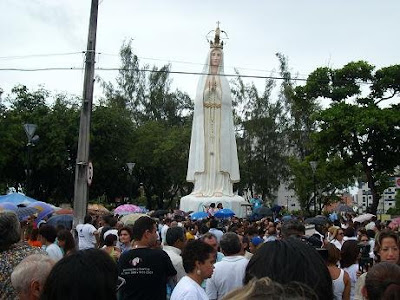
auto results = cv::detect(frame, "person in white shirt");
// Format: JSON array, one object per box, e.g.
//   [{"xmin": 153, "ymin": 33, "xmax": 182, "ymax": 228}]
[
  {"xmin": 38, "ymin": 225, "xmax": 63, "ymax": 261},
  {"xmin": 76, "ymin": 215, "xmax": 99, "ymax": 250},
  {"xmin": 330, "ymin": 227, "xmax": 345, "ymax": 250},
  {"xmin": 206, "ymin": 232, "xmax": 249, "ymax": 300},
  {"xmin": 171, "ymin": 240, "xmax": 215, "ymax": 300},
  {"xmin": 340, "ymin": 240, "xmax": 359, "ymax": 299},
  {"xmin": 209, "ymin": 219, "xmax": 223, "ymax": 244},
  {"xmin": 164, "ymin": 226, "xmax": 187, "ymax": 281},
  {"xmin": 161, "ymin": 218, "xmax": 172, "ymax": 245}
]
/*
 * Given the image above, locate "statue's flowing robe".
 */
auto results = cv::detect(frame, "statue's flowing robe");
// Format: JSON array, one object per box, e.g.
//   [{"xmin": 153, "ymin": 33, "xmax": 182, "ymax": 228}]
[{"xmin": 186, "ymin": 49, "xmax": 240, "ymax": 197}]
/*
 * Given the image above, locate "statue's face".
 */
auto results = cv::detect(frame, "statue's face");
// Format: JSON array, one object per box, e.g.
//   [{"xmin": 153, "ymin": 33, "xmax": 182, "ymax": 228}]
[{"xmin": 210, "ymin": 49, "xmax": 222, "ymax": 67}]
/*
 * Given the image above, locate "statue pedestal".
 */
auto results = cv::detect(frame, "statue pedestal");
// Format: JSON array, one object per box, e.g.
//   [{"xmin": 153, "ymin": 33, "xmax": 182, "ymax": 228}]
[{"xmin": 180, "ymin": 194, "xmax": 250, "ymax": 218}]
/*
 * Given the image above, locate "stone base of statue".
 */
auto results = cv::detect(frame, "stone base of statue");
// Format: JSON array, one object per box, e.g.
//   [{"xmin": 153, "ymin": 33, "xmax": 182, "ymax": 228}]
[{"xmin": 180, "ymin": 194, "xmax": 250, "ymax": 218}]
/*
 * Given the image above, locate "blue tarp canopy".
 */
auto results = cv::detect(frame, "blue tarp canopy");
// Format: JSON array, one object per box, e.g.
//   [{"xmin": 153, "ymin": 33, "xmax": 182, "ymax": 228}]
[{"xmin": 0, "ymin": 193, "xmax": 37, "ymax": 205}]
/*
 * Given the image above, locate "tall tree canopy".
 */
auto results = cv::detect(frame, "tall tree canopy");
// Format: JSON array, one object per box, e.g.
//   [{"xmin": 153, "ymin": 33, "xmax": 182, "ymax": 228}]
[{"xmin": 310, "ymin": 61, "xmax": 400, "ymax": 214}]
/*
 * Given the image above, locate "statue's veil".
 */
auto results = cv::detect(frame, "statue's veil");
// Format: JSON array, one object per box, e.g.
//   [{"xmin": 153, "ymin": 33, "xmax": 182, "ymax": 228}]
[{"xmin": 187, "ymin": 47, "xmax": 240, "ymax": 182}]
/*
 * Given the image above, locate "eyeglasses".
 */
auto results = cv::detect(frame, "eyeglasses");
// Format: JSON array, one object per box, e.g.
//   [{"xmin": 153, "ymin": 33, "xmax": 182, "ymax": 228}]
[{"xmin": 116, "ymin": 276, "xmax": 126, "ymax": 292}]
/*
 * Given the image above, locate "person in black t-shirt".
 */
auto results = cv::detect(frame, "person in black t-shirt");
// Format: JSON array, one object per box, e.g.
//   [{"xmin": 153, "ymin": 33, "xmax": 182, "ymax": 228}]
[{"xmin": 118, "ymin": 216, "xmax": 177, "ymax": 300}]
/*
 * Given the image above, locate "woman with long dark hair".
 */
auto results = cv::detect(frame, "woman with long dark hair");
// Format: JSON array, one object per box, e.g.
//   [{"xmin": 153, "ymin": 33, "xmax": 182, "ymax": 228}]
[{"xmin": 340, "ymin": 240, "xmax": 359, "ymax": 299}]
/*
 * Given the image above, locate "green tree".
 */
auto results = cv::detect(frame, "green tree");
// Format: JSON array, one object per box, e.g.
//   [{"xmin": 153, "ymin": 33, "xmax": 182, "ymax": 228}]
[
  {"xmin": 310, "ymin": 61, "xmax": 400, "ymax": 215},
  {"xmin": 89, "ymin": 101, "xmax": 136, "ymax": 202},
  {"xmin": 0, "ymin": 86, "xmax": 80, "ymax": 203},
  {"xmin": 277, "ymin": 55, "xmax": 359, "ymax": 213},
  {"xmin": 100, "ymin": 40, "xmax": 193, "ymax": 127},
  {"xmin": 231, "ymin": 71, "xmax": 288, "ymax": 201},
  {"xmin": 97, "ymin": 41, "xmax": 193, "ymax": 208},
  {"xmin": 130, "ymin": 121, "xmax": 191, "ymax": 209}
]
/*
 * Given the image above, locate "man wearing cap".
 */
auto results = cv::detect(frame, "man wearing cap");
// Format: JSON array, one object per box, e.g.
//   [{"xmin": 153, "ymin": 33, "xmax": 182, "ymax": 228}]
[{"xmin": 249, "ymin": 236, "xmax": 264, "ymax": 254}]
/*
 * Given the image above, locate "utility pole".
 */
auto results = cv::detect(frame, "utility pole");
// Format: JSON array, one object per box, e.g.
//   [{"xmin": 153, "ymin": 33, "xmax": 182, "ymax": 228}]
[{"xmin": 73, "ymin": 0, "xmax": 99, "ymax": 227}]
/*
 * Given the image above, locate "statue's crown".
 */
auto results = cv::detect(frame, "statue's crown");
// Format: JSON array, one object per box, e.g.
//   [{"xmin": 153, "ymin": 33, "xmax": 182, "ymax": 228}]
[{"xmin": 208, "ymin": 22, "xmax": 227, "ymax": 49}]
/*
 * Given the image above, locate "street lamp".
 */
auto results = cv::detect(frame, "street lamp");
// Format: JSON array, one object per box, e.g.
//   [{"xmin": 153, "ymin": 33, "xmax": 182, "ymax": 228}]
[
  {"xmin": 310, "ymin": 161, "xmax": 318, "ymax": 216},
  {"xmin": 126, "ymin": 162, "xmax": 135, "ymax": 203},
  {"xmin": 23, "ymin": 124, "xmax": 39, "ymax": 196}
]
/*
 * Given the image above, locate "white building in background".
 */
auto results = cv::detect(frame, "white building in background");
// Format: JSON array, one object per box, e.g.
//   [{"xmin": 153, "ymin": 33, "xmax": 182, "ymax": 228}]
[
  {"xmin": 355, "ymin": 177, "xmax": 399, "ymax": 214},
  {"xmin": 275, "ymin": 182, "xmax": 300, "ymax": 212}
]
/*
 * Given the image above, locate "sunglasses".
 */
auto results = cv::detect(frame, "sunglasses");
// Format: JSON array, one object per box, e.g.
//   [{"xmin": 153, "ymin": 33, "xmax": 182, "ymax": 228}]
[{"xmin": 116, "ymin": 276, "xmax": 126, "ymax": 292}]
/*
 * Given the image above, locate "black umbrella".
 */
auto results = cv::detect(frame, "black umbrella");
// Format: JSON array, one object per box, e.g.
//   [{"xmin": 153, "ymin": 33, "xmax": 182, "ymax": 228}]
[
  {"xmin": 47, "ymin": 214, "xmax": 73, "ymax": 230},
  {"xmin": 305, "ymin": 216, "xmax": 328, "ymax": 226},
  {"xmin": 254, "ymin": 206, "xmax": 273, "ymax": 217},
  {"xmin": 150, "ymin": 209, "xmax": 169, "ymax": 217},
  {"xmin": 334, "ymin": 204, "xmax": 354, "ymax": 213}
]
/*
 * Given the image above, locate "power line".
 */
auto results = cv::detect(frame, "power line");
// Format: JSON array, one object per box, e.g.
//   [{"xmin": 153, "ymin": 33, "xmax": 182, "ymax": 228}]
[
  {"xmin": 99, "ymin": 52, "xmax": 293, "ymax": 77},
  {"xmin": 0, "ymin": 50, "xmax": 304, "ymax": 77},
  {"xmin": 0, "ymin": 52, "xmax": 83, "ymax": 60},
  {"xmin": 0, "ymin": 66, "xmax": 375, "ymax": 85}
]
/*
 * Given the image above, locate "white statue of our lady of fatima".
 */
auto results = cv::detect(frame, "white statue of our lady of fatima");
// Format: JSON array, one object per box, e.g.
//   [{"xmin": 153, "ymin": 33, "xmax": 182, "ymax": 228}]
[{"xmin": 186, "ymin": 24, "xmax": 240, "ymax": 198}]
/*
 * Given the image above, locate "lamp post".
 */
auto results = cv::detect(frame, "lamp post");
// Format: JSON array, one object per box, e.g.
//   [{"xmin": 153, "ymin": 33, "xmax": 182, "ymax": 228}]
[
  {"xmin": 126, "ymin": 162, "xmax": 135, "ymax": 203},
  {"xmin": 23, "ymin": 124, "xmax": 39, "ymax": 196},
  {"xmin": 310, "ymin": 161, "xmax": 318, "ymax": 216}
]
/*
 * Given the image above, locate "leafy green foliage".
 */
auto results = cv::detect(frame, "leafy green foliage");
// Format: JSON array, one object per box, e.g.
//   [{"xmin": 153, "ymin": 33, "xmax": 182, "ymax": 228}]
[
  {"xmin": 231, "ymin": 71, "xmax": 288, "ymax": 201},
  {"xmin": 311, "ymin": 62, "xmax": 400, "ymax": 215}
]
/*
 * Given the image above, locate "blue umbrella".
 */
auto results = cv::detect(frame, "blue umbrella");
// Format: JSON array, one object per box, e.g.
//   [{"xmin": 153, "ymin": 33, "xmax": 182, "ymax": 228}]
[
  {"xmin": 190, "ymin": 211, "xmax": 208, "ymax": 220},
  {"xmin": 0, "ymin": 202, "xmax": 18, "ymax": 211},
  {"xmin": 214, "ymin": 208, "xmax": 235, "ymax": 219},
  {"xmin": 47, "ymin": 214, "xmax": 73, "ymax": 230},
  {"xmin": 28, "ymin": 201, "xmax": 54, "ymax": 222},
  {"xmin": 0, "ymin": 193, "xmax": 37, "ymax": 205},
  {"xmin": 16, "ymin": 207, "xmax": 39, "ymax": 221},
  {"xmin": 282, "ymin": 215, "xmax": 294, "ymax": 222}
]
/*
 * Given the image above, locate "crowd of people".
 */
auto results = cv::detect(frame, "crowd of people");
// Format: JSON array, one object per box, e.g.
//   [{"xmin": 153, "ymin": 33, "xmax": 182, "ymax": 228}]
[{"xmin": 1, "ymin": 208, "xmax": 400, "ymax": 300}]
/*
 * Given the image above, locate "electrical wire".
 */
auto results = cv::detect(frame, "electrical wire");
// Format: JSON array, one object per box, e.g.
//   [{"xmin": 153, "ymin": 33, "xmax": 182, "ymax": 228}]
[
  {"xmin": 0, "ymin": 50, "xmax": 303, "ymax": 77},
  {"xmin": 0, "ymin": 66, "xmax": 375, "ymax": 85},
  {"xmin": 0, "ymin": 52, "xmax": 83, "ymax": 60}
]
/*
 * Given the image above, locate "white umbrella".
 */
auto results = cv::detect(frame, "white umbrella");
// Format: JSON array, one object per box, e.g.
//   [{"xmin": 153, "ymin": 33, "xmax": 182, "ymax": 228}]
[{"xmin": 353, "ymin": 213, "xmax": 375, "ymax": 223}]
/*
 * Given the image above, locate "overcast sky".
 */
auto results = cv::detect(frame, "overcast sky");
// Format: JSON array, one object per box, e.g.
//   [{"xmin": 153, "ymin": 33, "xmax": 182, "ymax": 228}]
[{"xmin": 1, "ymin": 0, "xmax": 399, "ymax": 102}]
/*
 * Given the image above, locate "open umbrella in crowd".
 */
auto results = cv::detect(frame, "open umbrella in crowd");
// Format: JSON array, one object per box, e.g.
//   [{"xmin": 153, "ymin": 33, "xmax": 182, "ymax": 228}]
[
  {"xmin": 0, "ymin": 193, "xmax": 37, "ymax": 205},
  {"xmin": 120, "ymin": 213, "xmax": 148, "ymax": 225},
  {"xmin": 190, "ymin": 211, "xmax": 208, "ymax": 220},
  {"xmin": 334, "ymin": 203, "xmax": 355, "ymax": 213},
  {"xmin": 47, "ymin": 214, "xmax": 73, "ymax": 230},
  {"xmin": 214, "ymin": 208, "xmax": 235, "ymax": 219},
  {"xmin": 0, "ymin": 202, "xmax": 18, "ymax": 212},
  {"xmin": 28, "ymin": 201, "xmax": 54, "ymax": 223},
  {"xmin": 353, "ymin": 213, "xmax": 375, "ymax": 223},
  {"xmin": 114, "ymin": 204, "xmax": 143, "ymax": 215},
  {"xmin": 16, "ymin": 207, "xmax": 39, "ymax": 221}
]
